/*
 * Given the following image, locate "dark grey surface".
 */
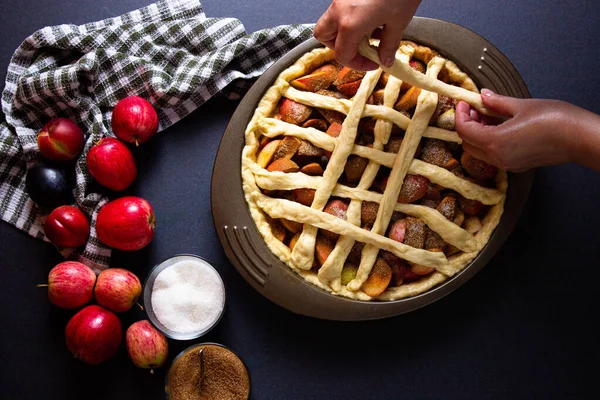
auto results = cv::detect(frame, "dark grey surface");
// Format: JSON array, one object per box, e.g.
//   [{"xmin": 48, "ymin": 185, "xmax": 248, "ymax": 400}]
[{"xmin": 1, "ymin": 1, "xmax": 599, "ymax": 399}]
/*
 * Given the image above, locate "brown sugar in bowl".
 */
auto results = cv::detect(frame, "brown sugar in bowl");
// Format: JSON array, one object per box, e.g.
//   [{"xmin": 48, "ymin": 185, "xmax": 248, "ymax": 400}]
[{"xmin": 165, "ymin": 343, "xmax": 251, "ymax": 400}]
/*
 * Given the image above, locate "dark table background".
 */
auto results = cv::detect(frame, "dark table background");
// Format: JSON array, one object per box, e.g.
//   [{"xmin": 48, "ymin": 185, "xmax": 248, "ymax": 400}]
[{"xmin": 1, "ymin": 0, "xmax": 599, "ymax": 399}]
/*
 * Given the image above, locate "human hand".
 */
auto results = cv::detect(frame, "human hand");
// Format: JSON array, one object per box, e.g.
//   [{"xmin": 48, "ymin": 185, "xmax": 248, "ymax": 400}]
[
  {"xmin": 455, "ymin": 89, "xmax": 586, "ymax": 172},
  {"xmin": 314, "ymin": 0, "xmax": 422, "ymax": 71}
]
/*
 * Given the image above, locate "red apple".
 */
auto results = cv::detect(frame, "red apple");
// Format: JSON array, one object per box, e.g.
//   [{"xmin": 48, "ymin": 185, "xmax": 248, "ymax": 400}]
[
  {"xmin": 126, "ymin": 320, "xmax": 168, "ymax": 373},
  {"xmin": 44, "ymin": 205, "xmax": 90, "ymax": 248},
  {"xmin": 96, "ymin": 196, "xmax": 155, "ymax": 251},
  {"xmin": 111, "ymin": 96, "xmax": 159, "ymax": 146},
  {"xmin": 94, "ymin": 268, "xmax": 142, "ymax": 312},
  {"xmin": 38, "ymin": 261, "xmax": 96, "ymax": 309},
  {"xmin": 86, "ymin": 137, "xmax": 137, "ymax": 191},
  {"xmin": 37, "ymin": 118, "xmax": 85, "ymax": 161},
  {"xmin": 65, "ymin": 305, "xmax": 122, "ymax": 365}
]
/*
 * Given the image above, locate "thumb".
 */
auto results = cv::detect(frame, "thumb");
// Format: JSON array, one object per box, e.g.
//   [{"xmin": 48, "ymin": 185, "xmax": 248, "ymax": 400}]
[{"xmin": 480, "ymin": 88, "xmax": 522, "ymax": 117}]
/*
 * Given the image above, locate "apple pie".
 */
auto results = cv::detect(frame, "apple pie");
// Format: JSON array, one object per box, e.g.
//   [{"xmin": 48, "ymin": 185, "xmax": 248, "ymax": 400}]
[{"xmin": 241, "ymin": 39, "xmax": 507, "ymax": 301}]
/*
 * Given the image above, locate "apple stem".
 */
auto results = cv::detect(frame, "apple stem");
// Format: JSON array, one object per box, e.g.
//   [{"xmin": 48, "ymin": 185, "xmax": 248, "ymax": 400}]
[
  {"xmin": 135, "ymin": 139, "xmax": 139, "ymax": 147},
  {"xmin": 150, "ymin": 368, "xmax": 154, "ymax": 375},
  {"xmin": 137, "ymin": 302, "xmax": 144, "ymax": 311},
  {"xmin": 36, "ymin": 284, "xmax": 49, "ymax": 288}
]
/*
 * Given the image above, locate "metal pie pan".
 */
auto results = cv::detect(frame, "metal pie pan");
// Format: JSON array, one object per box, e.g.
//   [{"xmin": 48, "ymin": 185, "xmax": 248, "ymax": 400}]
[{"xmin": 211, "ymin": 17, "xmax": 533, "ymax": 321}]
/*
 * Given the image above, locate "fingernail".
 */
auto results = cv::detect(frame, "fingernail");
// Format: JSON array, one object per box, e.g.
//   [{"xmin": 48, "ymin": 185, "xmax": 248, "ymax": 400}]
[
  {"xmin": 469, "ymin": 109, "xmax": 478, "ymax": 120},
  {"xmin": 481, "ymin": 88, "xmax": 495, "ymax": 97},
  {"xmin": 382, "ymin": 57, "xmax": 393, "ymax": 67}
]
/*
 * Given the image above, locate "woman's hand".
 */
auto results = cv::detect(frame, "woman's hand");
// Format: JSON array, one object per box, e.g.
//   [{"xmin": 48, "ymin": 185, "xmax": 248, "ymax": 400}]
[
  {"xmin": 455, "ymin": 89, "xmax": 600, "ymax": 172},
  {"xmin": 314, "ymin": 0, "xmax": 422, "ymax": 71}
]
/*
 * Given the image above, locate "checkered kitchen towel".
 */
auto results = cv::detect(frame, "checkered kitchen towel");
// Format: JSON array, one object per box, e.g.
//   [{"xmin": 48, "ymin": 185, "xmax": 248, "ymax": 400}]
[{"xmin": 0, "ymin": 0, "xmax": 313, "ymax": 272}]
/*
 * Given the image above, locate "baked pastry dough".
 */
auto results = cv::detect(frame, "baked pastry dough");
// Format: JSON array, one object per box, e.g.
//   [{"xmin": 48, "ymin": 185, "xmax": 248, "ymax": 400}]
[{"xmin": 242, "ymin": 40, "xmax": 507, "ymax": 301}]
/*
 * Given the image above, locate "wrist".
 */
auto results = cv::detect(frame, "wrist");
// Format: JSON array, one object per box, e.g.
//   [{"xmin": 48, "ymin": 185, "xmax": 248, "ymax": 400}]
[
  {"xmin": 559, "ymin": 102, "xmax": 600, "ymax": 169},
  {"xmin": 558, "ymin": 102, "xmax": 583, "ymax": 164}
]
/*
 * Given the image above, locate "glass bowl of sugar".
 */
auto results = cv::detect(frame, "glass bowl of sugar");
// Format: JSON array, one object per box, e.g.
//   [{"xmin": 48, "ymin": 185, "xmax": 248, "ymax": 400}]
[{"xmin": 143, "ymin": 254, "xmax": 226, "ymax": 340}]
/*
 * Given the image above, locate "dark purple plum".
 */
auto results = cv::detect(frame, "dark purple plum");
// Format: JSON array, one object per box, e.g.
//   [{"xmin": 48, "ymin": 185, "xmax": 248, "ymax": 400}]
[{"xmin": 25, "ymin": 162, "xmax": 74, "ymax": 209}]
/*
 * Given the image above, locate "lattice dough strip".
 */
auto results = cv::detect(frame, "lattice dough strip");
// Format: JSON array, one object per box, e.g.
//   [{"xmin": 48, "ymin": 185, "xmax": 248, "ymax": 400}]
[
  {"xmin": 253, "ymin": 194, "xmax": 455, "ymax": 275},
  {"xmin": 377, "ymin": 272, "xmax": 447, "ymax": 301},
  {"xmin": 290, "ymin": 70, "xmax": 382, "ymax": 270},
  {"xmin": 318, "ymin": 49, "xmax": 413, "ymax": 291},
  {"xmin": 281, "ymin": 88, "xmax": 462, "ymax": 143},
  {"xmin": 347, "ymin": 58, "xmax": 445, "ymax": 292},
  {"xmin": 252, "ymin": 169, "xmax": 477, "ymax": 252},
  {"xmin": 363, "ymin": 106, "xmax": 461, "ymax": 143},
  {"xmin": 358, "ymin": 38, "xmax": 495, "ymax": 116},
  {"xmin": 255, "ymin": 120, "xmax": 504, "ymax": 204}
]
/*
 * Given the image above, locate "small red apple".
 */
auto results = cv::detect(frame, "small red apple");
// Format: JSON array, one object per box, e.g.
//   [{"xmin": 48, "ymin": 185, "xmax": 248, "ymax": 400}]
[
  {"xmin": 87, "ymin": 137, "xmax": 137, "ymax": 191},
  {"xmin": 126, "ymin": 320, "xmax": 168, "ymax": 373},
  {"xmin": 37, "ymin": 118, "xmax": 85, "ymax": 161},
  {"xmin": 111, "ymin": 96, "xmax": 159, "ymax": 146},
  {"xmin": 65, "ymin": 305, "xmax": 122, "ymax": 365},
  {"xmin": 94, "ymin": 268, "xmax": 142, "ymax": 312},
  {"xmin": 96, "ymin": 196, "xmax": 155, "ymax": 251},
  {"xmin": 38, "ymin": 261, "xmax": 96, "ymax": 309},
  {"xmin": 44, "ymin": 205, "xmax": 90, "ymax": 248}
]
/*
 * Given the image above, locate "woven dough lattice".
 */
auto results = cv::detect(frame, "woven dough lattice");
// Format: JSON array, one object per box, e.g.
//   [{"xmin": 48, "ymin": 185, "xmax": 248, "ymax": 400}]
[{"xmin": 242, "ymin": 39, "xmax": 507, "ymax": 301}]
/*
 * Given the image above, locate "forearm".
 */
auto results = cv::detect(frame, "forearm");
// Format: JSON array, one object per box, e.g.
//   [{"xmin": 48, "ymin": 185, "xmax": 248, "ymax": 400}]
[{"xmin": 563, "ymin": 103, "xmax": 600, "ymax": 171}]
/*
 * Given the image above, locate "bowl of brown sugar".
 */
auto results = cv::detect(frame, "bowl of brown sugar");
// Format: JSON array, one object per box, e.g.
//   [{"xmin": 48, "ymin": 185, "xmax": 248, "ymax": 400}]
[{"xmin": 165, "ymin": 342, "xmax": 251, "ymax": 400}]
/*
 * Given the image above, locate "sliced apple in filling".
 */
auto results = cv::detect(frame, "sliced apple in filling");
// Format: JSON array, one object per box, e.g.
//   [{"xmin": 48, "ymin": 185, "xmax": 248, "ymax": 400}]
[
  {"xmin": 361, "ymin": 257, "xmax": 392, "ymax": 297},
  {"xmin": 267, "ymin": 158, "xmax": 300, "ymax": 173},
  {"xmin": 300, "ymin": 162, "xmax": 324, "ymax": 176},
  {"xmin": 293, "ymin": 188, "xmax": 315, "ymax": 206},
  {"xmin": 321, "ymin": 199, "xmax": 349, "ymax": 240},
  {"xmin": 268, "ymin": 217, "xmax": 286, "ymax": 242},
  {"xmin": 395, "ymin": 86, "xmax": 421, "ymax": 112},
  {"xmin": 290, "ymin": 64, "xmax": 337, "ymax": 92},
  {"xmin": 279, "ymin": 98, "xmax": 312, "ymax": 125},
  {"xmin": 315, "ymin": 234, "xmax": 335, "ymax": 266},
  {"xmin": 344, "ymin": 155, "xmax": 369, "ymax": 183},
  {"xmin": 302, "ymin": 118, "xmax": 328, "ymax": 131},
  {"xmin": 337, "ymin": 79, "xmax": 362, "ymax": 97},
  {"xmin": 256, "ymin": 139, "xmax": 281, "ymax": 168},
  {"xmin": 341, "ymin": 263, "xmax": 359, "ymax": 286},
  {"xmin": 272, "ymin": 136, "xmax": 302, "ymax": 162},
  {"xmin": 281, "ymin": 218, "xmax": 303, "ymax": 234},
  {"xmin": 335, "ymin": 66, "xmax": 366, "ymax": 85}
]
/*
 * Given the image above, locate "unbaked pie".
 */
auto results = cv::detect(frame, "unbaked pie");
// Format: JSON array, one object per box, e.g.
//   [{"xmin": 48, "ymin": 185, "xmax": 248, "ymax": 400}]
[{"xmin": 241, "ymin": 38, "xmax": 507, "ymax": 301}]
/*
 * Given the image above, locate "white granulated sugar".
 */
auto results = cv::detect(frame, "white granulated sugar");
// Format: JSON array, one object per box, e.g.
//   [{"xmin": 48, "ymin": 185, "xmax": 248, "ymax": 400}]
[{"xmin": 151, "ymin": 259, "xmax": 225, "ymax": 334}]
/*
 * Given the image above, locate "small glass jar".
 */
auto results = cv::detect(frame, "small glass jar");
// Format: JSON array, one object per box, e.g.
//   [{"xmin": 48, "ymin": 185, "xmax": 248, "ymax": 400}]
[{"xmin": 143, "ymin": 254, "xmax": 226, "ymax": 340}]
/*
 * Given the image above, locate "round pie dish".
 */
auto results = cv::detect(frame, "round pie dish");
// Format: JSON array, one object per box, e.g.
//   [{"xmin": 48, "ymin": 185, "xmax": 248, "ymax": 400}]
[{"xmin": 211, "ymin": 17, "xmax": 534, "ymax": 320}]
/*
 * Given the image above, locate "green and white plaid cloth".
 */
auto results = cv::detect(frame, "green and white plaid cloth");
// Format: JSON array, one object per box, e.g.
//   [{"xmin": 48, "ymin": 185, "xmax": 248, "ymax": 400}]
[{"xmin": 0, "ymin": 0, "xmax": 313, "ymax": 272}]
